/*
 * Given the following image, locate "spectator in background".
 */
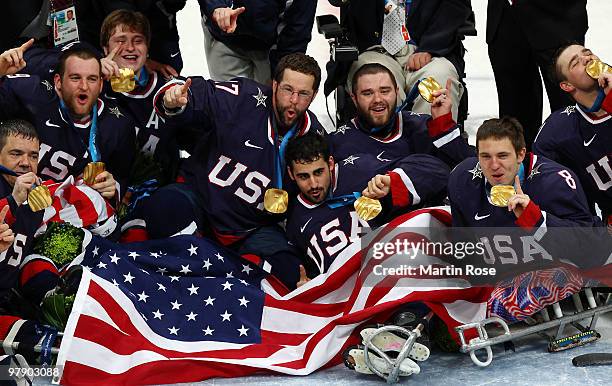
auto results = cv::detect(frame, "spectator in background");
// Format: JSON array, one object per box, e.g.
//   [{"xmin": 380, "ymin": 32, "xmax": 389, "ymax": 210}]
[
  {"xmin": 197, "ymin": 0, "xmax": 317, "ymax": 85},
  {"xmin": 487, "ymin": 0, "xmax": 588, "ymax": 150},
  {"xmin": 326, "ymin": 0, "xmax": 474, "ymax": 122}
]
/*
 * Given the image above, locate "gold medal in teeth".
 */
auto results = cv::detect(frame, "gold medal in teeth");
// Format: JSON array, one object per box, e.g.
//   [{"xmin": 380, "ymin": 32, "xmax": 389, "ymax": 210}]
[
  {"xmin": 490, "ymin": 185, "xmax": 516, "ymax": 207},
  {"xmin": 28, "ymin": 185, "xmax": 52, "ymax": 212},
  {"xmin": 110, "ymin": 68, "xmax": 136, "ymax": 92},
  {"xmin": 586, "ymin": 59, "xmax": 612, "ymax": 79},
  {"xmin": 264, "ymin": 188, "xmax": 289, "ymax": 214},
  {"xmin": 354, "ymin": 196, "xmax": 382, "ymax": 221}
]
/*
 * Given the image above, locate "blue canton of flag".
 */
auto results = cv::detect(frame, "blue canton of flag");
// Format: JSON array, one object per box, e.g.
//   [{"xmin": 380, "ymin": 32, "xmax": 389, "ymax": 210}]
[{"xmin": 78, "ymin": 234, "xmax": 266, "ymax": 343}]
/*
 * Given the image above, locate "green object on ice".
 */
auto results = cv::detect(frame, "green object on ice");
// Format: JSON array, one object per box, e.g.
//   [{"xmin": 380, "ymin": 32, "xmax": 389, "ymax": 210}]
[
  {"xmin": 41, "ymin": 293, "xmax": 75, "ymax": 330},
  {"xmin": 33, "ymin": 222, "xmax": 84, "ymax": 267}
]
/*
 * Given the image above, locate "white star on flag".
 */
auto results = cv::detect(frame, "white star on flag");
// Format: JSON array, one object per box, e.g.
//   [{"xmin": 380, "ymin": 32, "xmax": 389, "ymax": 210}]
[
  {"xmin": 238, "ymin": 297, "xmax": 250, "ymax": 307},
  {"xmin": 220, "ymin": 310, "xmax": 232, "ymax": 322},
  {"xmin": 241, "ymin": 264, "xmax": 253, "ymax": 275},
  {"xmin": 171, "ymin": 300, "xmax": 182, "ymax": 310},
  {"xmin": 222, "ymin": 281, "xmax": 233, "ymax": 291},
  {"xmin": 168, "ymin": 326, "xmax": 179, "ymax": 335},
  {"xmin": 237, "ymin": 325, "xmax": 249, "ymax": 336},
  {"xmin": 123, "ymin": 272, "xmax": 135, "ymax": 284},
  {"xmin": 152, "ymin": 309, "xmax": 164, "ymax": 320},
  {"xmin": 203, "ymin": 296, "xmax": 215, "ymax": 306},
  {"xmin": 137, "ymin": 291, "xmax": 149, "ymax": 302},
  {"xmin": 188, "ymin": 244, "xmax": 198, "ymax": 256},
  {"xmin": 186, "ymin": 312, "xmax": 198, "ymax": 321},
  {"xmin": 187, "ymin": 284, "xmax": 199, "ymax": 295}
]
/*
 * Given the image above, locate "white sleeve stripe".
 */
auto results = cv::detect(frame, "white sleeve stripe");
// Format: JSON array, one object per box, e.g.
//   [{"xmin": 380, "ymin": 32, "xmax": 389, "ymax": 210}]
[
  {"xmin": 534, "ymin": 211, "xmax": 547, "ymax": 240},
  {"xmin": 393, "ymin": 168, "xmax": 421, "ymax": 205},
  {"xmin": 433, "ymin": 127, "xmax": 460, "ymax": 148}
]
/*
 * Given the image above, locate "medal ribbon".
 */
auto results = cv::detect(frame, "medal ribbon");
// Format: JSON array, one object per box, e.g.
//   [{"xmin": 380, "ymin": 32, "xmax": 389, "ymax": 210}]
[
  {"xmin": 368, "ymin": 77, "xmax": 424, "ymax": 135},
  {"xmin": 60, "ymin": 100, "xmax": 100, "ymax": 162},
  {"xmin": 135, "ymin": 69, "xmax": 149, "ymax": 88},
  {"xmin": 579, "ymin": 88, "xmax": 606, "ymax": 113},
  {"xmin": 273, "ymin": 115, "xmax": 298, "ymax": 189}
]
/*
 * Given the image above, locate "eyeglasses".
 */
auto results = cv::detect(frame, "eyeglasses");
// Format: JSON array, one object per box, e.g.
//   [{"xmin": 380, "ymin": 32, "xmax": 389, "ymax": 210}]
[{"xmin": 278, "ymin": 85, "xmax": 313, "ymax": 101}]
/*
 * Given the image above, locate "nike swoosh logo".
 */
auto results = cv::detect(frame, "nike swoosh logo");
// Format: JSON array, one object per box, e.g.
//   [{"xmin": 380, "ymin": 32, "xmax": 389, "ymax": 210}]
[
  {"xmin": 377, "ymin": 151, "xmax": 390, "ymax": 162},
  {"xmin": 45, "ymin": 119, "xmax": 60, "ymax": 127},
  {"xmin": 474, "ymin": 213, "xmax": 491, "ymax": 221},
  {"xmin": 300, "ymin": 217, "xmax": 313, "ymax": 233},
  {"xmin": 584, "ymin": 134, "xmax": 596, "ymax": 146},
  {"xmin": 170, "ymin": 51, "xmax": 180, "ymax": 58},
  {"xmin": 244, "ymin": 140, "xmax": 263, "ymax": 150},
  {"xmin": 104, "ymin": 93, "xmax": 117, "ymax": 100}
]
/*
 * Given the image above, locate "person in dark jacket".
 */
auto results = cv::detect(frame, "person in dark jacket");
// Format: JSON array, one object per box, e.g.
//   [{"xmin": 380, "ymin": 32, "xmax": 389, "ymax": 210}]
[
  {"xmin": 487, "ymin": 0, "xmax": 588, "ymax": 150},
  {"xmin": 326, "ymin": 0, "xmax": 473, "ymax": 121},
  {"xmin": 197, "ymin": 0, "xmax": 317, "ymax": 84}
]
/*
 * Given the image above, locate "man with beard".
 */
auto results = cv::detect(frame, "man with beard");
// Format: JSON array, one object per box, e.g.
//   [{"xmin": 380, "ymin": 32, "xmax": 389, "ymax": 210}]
[
  {"xmin": 330, "ymin": 63, "xmax": 472, "ymax": 170},
  {"xmin": 151, "ymin": 53, "xmax": 324, "ymax": 288},
  {"xmin": 284, "ymin": 133, "xmax": 449, "ymax": 281},
  {"xmin": 533, "ymin": 43, "xmax": 612, "ymax": 229},
  {"xmin": 0, "ymin": 42, "xmax": 136, "ymax": 203}
]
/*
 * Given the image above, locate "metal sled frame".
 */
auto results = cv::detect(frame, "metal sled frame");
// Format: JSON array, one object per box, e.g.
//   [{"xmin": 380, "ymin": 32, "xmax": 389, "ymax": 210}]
[{"xmin": 455, "ymin": 289, "xmax": 612, "ymax": 367}]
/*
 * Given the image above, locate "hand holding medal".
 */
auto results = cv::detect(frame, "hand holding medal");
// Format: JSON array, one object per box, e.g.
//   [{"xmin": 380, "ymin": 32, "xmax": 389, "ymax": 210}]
[{"xmin": 491, "ymin": 176, "xmax": 530, "ymax": 218}]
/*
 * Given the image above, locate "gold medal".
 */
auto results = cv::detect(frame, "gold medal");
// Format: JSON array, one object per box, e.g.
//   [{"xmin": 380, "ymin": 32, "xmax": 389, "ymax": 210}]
[
  {"xmin": 28, "ymin": 185, "xmax": 53, "ymax": 212},
  {"xmin": 418, "ymin": 77, "xmax": 442, "ymax": 103},
  {"xmin": 354, "ymin": 196, "xmax": 382, "ymax": 221},
  {"xmin": 586, "ymin": 59, "xmax": 612, "ymax": 79},
  {"xmin": 110, "ymin": 68, "xmax": 136, "ymax": 92},
  {"xmin": 83, "ymin": 162, "xmax": 105, "ymax": 186},
  {"xmin": 264, "ymin": 188, "xmax": 289, "ymax": 214},
  {"xmin": 490, "ymin": 185, "xmax": 516, "ymax": 207}
]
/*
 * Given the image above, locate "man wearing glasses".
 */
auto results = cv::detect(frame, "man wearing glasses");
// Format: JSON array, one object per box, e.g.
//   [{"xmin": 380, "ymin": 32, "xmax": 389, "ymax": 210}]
[{"xmin": 149, "ymin": 53, "xmax": 324, "ymax": 288}]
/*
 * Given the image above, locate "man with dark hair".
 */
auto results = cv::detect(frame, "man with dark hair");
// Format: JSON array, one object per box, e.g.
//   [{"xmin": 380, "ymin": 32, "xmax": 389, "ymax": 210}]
[
  {"xmin": 145, "ymin": 53, "xmax": 324, "ymax": 288},
  {"xmin": 533, "ymin": 44, "xmax": 612, "ymax": 227},
  {"xmin": 0, "ymin": 43, "xmax": 136, "ymax": 204},
  {"xmin": 331, "ymin": 63, "xmax": 472, "ymax": 170},
  {"xmin": 449, "ymin": 117, "xmax": 596, "ymax": 228},
  {"xmin": 285, "ymin": 133, "xmax": 449, "ymax": 280}
]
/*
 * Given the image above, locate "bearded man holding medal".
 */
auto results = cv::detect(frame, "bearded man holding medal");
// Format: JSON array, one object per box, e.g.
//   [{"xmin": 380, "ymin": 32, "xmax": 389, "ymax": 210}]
[
  {"xmin": 0, "ymin": 41, "xmax": 136, "ymax": 204},
  {"xmin": 283, "ymin": 133, "xmax": 449, "ymax": 283},
  {"xmin": 153, "ymin": 53, "xmax": 324, "ymax": 289},
  {"xmin": 533, "ymin": 43, "xmax": 612, "ymax": 230}
]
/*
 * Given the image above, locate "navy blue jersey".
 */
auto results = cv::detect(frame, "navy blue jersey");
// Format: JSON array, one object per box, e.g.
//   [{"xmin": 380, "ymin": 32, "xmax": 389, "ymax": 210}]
[
  {"xmin": 154, "ymin": 77, "xmax": 324, "ymax": 241},
  {"xmin": 104, "ymin": 71, "xmax": 182, "ymax": 184},
  {"xmin": 0, "ymin": 74, "xmax": 136, "ymax": 198},
  {"xmin": 329, "ymin": 111, "xmax": 473, "ymax": 169},
  {"xmin": 0, "ymin": 178, "xmax": 43, "ymax": 299},
  {"xmin": 286, "ymin": 154, "xmax": 450, "ymax": 277},
  {"xmin": 448, "ymin": 154, "xmax": 596, "ymax": 229},
  {"xmin": 533, "ymin": 103, "xmax": 612, "ymax": 220}
]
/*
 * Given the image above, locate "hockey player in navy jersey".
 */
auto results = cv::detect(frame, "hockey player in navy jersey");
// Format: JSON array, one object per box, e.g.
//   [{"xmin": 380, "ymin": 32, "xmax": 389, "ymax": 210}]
[
  {"xmin": 329, "ymin": 63, "xmax": 473, "ymax": 169},
  {"xmin": 99, "ymin": 10, "xmax": 185, "ymax": 190},
  {"xmin": 449, "ymin": 117, "xmax": 596, "ymax": 229},
  {"xmin": 0, "ymin": 43, "xmax": 136, "ymax": 203},
  {"xmin": 533, "ymin": 43, "xmax": 612, "ymax": 226},
  {"xmin": 0, "ymin": 120, "xmax": 61, "ymax": 315},
  {"xmin": 285, "ymin": 133, "xmax": 450, "ymax": 280},
  {"xmin": 150, "ymin": 53, "xmax": 324, "ymax": 288}
]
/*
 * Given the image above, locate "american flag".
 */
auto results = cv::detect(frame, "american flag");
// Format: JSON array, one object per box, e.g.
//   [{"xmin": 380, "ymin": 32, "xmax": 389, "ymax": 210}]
[
  {"xmin": 488, "ymin": 267, "xmax": 585, "ymax": 323},
  {"xmin": 56, "ymin": 207, "xmax": 492, "ymax": 385}
]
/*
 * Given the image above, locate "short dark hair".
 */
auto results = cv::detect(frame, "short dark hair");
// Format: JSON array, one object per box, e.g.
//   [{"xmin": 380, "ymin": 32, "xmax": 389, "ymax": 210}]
[
  {"xmin": 352, "ymin": 63, "xmax": 397, "ymax": 94},
  {"xmin": 56, "ymin": 47, "xmax": 101, "ymax": 77},
  {"xmin": 476, "ymin": 117, "xmax": 526, "ymax": 155},
  {"xmin": 285, "ymin": 133, "xmax": 330, "ymax": 169},
  {"xmin": 100, "ymin": 9, "xmax": 151, "ymax": 48},
  {"xmin": 274, "ymin": 53, "xmax": 321, "ymax": 91},
  {"xmin": 550, "ymin": 41, "xmax": 581, "ymax": 84},
  {"xmin": 0, "ymin": 119, "xmax": 38, "ymax": 151}
]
